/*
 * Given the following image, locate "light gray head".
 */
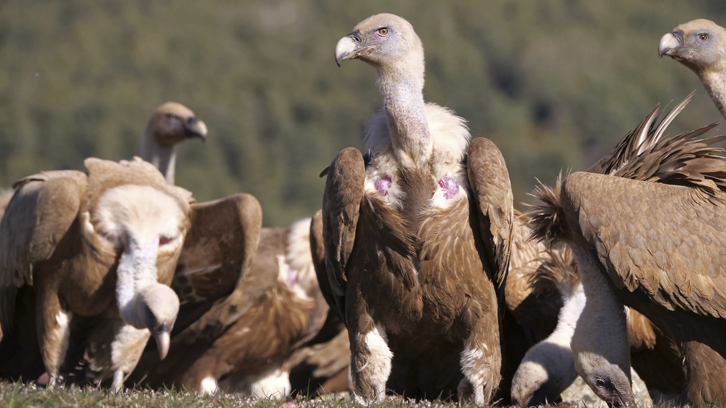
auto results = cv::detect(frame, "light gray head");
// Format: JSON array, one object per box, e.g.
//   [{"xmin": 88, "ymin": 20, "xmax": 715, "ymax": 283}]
[
  {"xmin": 136, "ymin": 284, "xmax": 179, "ymax": 360},
  {"xmin": 659, "ymin": 19, "xmax": 726, "ymax": 75},
  {"xmin": 335, "ymin": 13, "xmax": 425, "ymax": 88}
]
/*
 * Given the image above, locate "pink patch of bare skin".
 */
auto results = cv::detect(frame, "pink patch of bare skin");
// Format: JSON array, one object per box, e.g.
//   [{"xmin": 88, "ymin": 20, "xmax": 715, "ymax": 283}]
[
  {"xmin": 439, "ymin": 176, "xmax": 458, "ymax": 199},
  {"xmin": 287, "ymin": 268, "xmax": 298, "ymax": 287},
  {"xmin": 375, "ymin": 176, "xmax": 392, "ymax": 196}
]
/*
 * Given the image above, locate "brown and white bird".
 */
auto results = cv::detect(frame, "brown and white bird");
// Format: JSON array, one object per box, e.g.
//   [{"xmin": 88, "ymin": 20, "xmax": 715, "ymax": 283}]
[
  {"xmin": 323, "ymin": 14, "xmax": 513, "ymax": 404},
  {"xmin": 142, "ymin": 102, "xmax": 208, "ymax": 185},
  {"xmin": 128, "ymin": 217, "xmax": 328, "ymax": 397},
  {"xmin": 530, "ymin": 94, "xmax": 726, "ymax": 407},
  {"xmin": 0, "ymin": 158, "xmax": 190, "ymax": 388}
]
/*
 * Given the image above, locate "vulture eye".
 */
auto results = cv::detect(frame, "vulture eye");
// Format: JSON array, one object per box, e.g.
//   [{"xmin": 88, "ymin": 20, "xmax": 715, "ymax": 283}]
[
  {"xmin": 166, "ymin": 113, "xmax": 179, "ymax": 122},
  {"xmin": 159, "ymin": 235, "xmax": 174, "ymax": 246},
  {"xmin": 377, "ymin": 28, "xmax": 389, "ymax": 36},
  {"xmin": 697, "ymin": 33, "xmax": 709, "ymax": 42}
]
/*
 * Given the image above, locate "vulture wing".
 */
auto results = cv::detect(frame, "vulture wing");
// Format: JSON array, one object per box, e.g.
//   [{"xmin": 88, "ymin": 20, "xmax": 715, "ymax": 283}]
[
  {"xmin": 170, "ymin": 193, "xmax": 262, "ymax": 332},
  {"xmin": 321, "ymin": 147, "xmax": 366, "ymax": 323},
  {"xmin": 563, "ymin": 172, "xmax": 726, "ymax": 320},
  {"xmin": 0, "ymin": 170, "xmax": 87, "ymax": 333},
  {"xmin": 466, "ymin": 137, "xmax": 514, "ymax": 288},
  {"xmin": 310, "ymin": 209, "xmax": 345, "ymax": 323}
]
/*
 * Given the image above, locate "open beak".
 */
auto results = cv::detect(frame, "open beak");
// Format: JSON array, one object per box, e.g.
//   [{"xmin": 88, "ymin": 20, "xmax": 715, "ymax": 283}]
[
  {"xmin": 659, "ymin": 31, "xmax": 683, "ymax": 59},
  {"xmin": 335, "ymin": 33, "xmax": 360, "ymax": 66},
  {"xmin": 185, "ymin": 117, "xmax": 208, "ymax": 143},
  {"xmin": 153, "ymin": 322, "xmax": 171, "ymax": 360}
]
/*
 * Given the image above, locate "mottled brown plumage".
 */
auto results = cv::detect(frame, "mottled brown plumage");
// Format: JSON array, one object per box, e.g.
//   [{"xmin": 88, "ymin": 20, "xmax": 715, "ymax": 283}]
[
  {"xmin": 129, "ymin": 218, "xmax": 328, "ymax": 397},
  {"xmin": 325, "ymin": 14, "xmax": 513, "ymax": 404},
  {"xmin": 530, "ymin": 96, "xmax": 726, "ymax": 407}
]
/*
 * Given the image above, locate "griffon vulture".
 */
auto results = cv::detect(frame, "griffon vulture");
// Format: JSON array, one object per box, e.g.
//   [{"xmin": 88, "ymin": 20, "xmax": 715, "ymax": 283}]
[
  {"xmin": 0, "ymin": 158, "xmax": 190, "ymax": 388},
  {"xmin": 530, "ymin": 94, "xmax": 726, "ymax": 407},
  {"xmin": 659, "ymin": 19, "xmax": 726, "ymax": 119},
  {"xmin": 128, "ymin": 217, "xmax": 329, "ymax": 397},
  {"xmin": 142, "ymin": 102, "xmax": 208, "ymax": 185},
  {"xmin": 324, "ymin": 14, "xmax": 513, "ymax": 404}
]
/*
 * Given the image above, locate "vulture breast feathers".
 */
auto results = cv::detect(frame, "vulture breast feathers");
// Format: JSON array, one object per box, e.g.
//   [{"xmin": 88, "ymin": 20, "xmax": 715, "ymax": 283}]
[
  {"xmin": 530, "ymin": 94, "xmax": 726, "ymax": 407},
  {"xmin": 0, "ymin": 158, "xmax": 191, "ymax": 388},
  {"xmin": 325, "ymin": 13, "xmax": 513, "ymax": 405}
]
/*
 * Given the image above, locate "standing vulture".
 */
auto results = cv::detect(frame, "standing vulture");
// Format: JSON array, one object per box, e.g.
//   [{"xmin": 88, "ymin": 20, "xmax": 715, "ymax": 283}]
[
  {"xmin": 530, "ymin": 94, "xmax": 726, "ymax": 407},
  {"xmin": 142, "ymin": 102, "xmax": 208, "ymax": 185},
  {"xmin": 324, "ymin": 14, "xmax": 513, "ymax": 404},
  {"xmin": 127, "ymin": 217, "xmax": 329, "ymax": 397},
  {"xmin": 0, "ymin": 158, "xmax": 262, "ymax": 391},
  {"xmin": 659, "ymin": 19, "xmax": 726, "ymax": 119}
]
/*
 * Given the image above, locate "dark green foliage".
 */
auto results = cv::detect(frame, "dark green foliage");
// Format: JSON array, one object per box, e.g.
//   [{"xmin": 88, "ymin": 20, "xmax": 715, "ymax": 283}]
[{"xmin": 1, "ymin": 0, "xmax": 724, "ymax": 225}]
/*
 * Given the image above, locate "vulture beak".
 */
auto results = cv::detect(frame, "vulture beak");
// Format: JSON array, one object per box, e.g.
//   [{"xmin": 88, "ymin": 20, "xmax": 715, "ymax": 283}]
[
  {"xmin": 153, "ymin": 322, "xmax": 171, "ymax": 360},
  {"xmin": 659, "ymin": 31, "xmax": 683, "ymax": 59},
  {"xmin": 185, "ymin": 117, "xmax": 208, "ymax": 143},
  {"xmin": 335, "ymin": 32, "xmax": 361, "ymax": 66}
]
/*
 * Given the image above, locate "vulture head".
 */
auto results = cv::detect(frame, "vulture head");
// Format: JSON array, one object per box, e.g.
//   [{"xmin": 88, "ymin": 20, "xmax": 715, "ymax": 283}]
[
  {"xmin": 91, "ymin": 182, "xmax": 188, "ymax": 359},
  {"xmin": 142, "ymin": 102, "xmax": 208, "ymax": 185},
  {"xmin": 145, "ymin": 102, "xmax": 208, "ymax": 148},
  {"xmin": 335, "ymin": 13, "xmax": 424, "ymax": 86},
  {"xmin": 659, "ymin": 19, "xmax": 726, "ymax": 74}
]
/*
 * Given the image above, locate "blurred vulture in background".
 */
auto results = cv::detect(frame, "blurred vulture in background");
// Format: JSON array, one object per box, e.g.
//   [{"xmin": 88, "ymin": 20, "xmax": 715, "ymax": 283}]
[
  {"xmin": 530, "ymin": 94, "xmax": 726, "ymax": 407},
  {"xmin": 128, "ymin": 217, "xmax": 332, "ymax": 398},
  {"xmin": 322, "ymin": 13, "xmax": 513, "ymax": 405},
  {"xmin": 141, "ymin": 102, "xmax": 208, "ymax": 185}
]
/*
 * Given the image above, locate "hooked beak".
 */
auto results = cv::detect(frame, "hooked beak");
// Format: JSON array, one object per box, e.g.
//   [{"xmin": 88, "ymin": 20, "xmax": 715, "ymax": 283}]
[
  {"xmin": 659, "ymin": 31, "xmax": 683, "ymax": 59},
  {"xmin": 153, "ymin": 322, "xmax": 171, "ymax": 360},
  {"xmin": 335, "ymin": 32, "xmax": 360, "ymax": 66},
  {"xmin": 184, "ymin": 117, "xmax": 208, "ymax": 143}
]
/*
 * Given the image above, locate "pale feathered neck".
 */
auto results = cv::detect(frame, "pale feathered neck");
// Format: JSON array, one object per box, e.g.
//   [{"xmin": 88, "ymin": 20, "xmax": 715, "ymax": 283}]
[
  {"xmin": 700, "ymin": 69, "xmax": 726, "ymax": 120},
  {"xmin": 141, "ymin": 130, "xmax": 176, "ymax": 185}
]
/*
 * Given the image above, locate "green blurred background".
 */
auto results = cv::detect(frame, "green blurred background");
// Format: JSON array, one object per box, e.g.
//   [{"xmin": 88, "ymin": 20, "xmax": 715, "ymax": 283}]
[{"xmin": 2, "ymin": 1, "xmax": 726, "ymax": 226}]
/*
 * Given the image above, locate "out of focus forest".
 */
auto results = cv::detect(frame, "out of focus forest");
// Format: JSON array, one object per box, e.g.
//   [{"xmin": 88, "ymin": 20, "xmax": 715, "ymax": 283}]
[{"xmin": 2, "ymin": 1, "xmax": 726, "ymax": 226}]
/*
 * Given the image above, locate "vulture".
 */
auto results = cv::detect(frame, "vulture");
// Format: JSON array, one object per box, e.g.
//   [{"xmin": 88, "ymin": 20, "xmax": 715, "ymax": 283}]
[
  {"xmin": 324, "ymin": 14, "xmax": 513, "ymax": 404},
  {"xmin": 0, "ymin": 157, "xmax": 262, "ymax": 391},
  {"xmin": 529, "ymin": 94, "xmax": 726, "ymax": 407},
  {"xmin": 141, "ymin": 102, "xmax": 208, "ymax": 185},
  {"xmin": 127, "ymin": 217, "xmax": 330, "ymax": 398},
  {"xmin": 659, "ymin": 19, "xmax": 726, "ymax": 119}
]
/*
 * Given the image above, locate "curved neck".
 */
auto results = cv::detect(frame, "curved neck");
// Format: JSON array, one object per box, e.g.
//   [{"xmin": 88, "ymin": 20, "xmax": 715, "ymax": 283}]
[
  {"xmin": 141, "ymin": 130, "xmax": 176, "ymax": 185},
  {"xmin": 549, "ymin": 288, "xmax": 586, "ymax": 346},
  {"xmin": 700, "ymin": 70, "xmax": 726, "ymax": 120},
  {"xmin": 377, "ymin": 66, "xmax": 431, "ymax": 167},
  {"xmin": 116, "ymin": 236, "xmax": 159, "ymax": 329}
]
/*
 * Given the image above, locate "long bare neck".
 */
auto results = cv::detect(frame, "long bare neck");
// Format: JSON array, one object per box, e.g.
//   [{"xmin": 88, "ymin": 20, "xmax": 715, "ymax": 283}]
[
  {"xmin": 141, "ymin": 130, "xmax": 176, "ymax": 185},
  {"xmin": 700, "ymin": 70, "xmax": 726, "ymax": 120},
  {"xmin": 378, "ymin": 65, "xmax": 431, "ymax": 168}
]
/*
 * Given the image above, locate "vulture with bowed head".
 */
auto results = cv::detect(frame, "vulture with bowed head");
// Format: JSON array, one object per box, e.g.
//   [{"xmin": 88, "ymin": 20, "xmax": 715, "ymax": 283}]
[
  {"xmin": 323, "ymin": 13, "xmax": 513, "ymax": 404},
  {"xmin": 530, "ymin": 94, "xmax": 726, "ymax": 407},
  {"xmin": 128, "ymin": 217, "xmax": 329, "ymax": 398},
  {"xmin": 141, "ymin": 102, "xmax": 207, "ymax": 186},
  {"xmin": 659, "ymin": 19, "xmax": 726, "ymax": 119},
  {"xmin": 0, "ymin": 158, "xmax": 189, "ymax": 388},
  {"xmin": 0, "ymin": 158, "xmax": 262, "ymax": 391}
]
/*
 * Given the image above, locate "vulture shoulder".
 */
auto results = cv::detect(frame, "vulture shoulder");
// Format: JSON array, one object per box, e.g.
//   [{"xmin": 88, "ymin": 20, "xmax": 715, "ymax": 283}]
[
  {"xmin": 466, "ymin": 137, "xmax": 514, "ymax": 287},
  {"xmin": 560, "ymin": 171, "xmax": 726, "ymax": 319},
  {"xmin": 0, "ymin": 170, "xmax": 87, "ymax": 332},
  {"xmin": 321, "ymin": 147, "xmax": 366, "ymax": 322}
]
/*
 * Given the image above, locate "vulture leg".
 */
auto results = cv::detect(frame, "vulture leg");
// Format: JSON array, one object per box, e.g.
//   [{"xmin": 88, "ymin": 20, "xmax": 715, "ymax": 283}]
[
  {"xmin": 36, "ymin": 281, "xmax": 72, "ymax": 388},
  {"xmin": 570, "ymin": 246, "xmax": 634, "ymax": 407},
  {"xmin": 347, "ymin": 307, "xmax": 391, "ymax": 403}
]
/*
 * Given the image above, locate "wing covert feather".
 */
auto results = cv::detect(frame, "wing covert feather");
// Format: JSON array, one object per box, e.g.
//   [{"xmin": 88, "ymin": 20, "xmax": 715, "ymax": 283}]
[
  {"xmin": 322, "ymin": 147, "xmax": 365, "ymax": 322},
  {"xmin": 466, "ymin": 137, "xmax": 514, "ymax": 288},
  {"xmin": 172, "ymin": 193, "xmax": 262, "ymax": 307},
  {"xmin": 563, "ymin": 172, "xmax": 726, "ymax": 319}
]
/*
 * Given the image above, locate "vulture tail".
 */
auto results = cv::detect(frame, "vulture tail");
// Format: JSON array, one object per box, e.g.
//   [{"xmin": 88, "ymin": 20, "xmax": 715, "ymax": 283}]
[{"xmin": 528, "ymin": 174, "xmax": 568, "ymax": 247}]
